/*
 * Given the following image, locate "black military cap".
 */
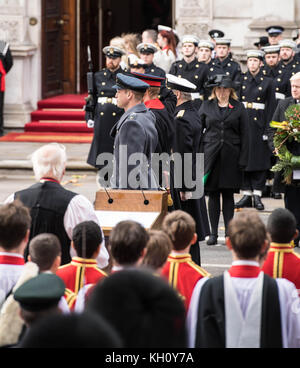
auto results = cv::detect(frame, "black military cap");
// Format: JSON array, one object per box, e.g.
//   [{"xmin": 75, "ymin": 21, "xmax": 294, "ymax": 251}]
[
  {"xmin": 131, "ymin": 72, "xmax": 165, "ymax": 87},
  {"xmin": 205, "ymin": 74, "xmax": 239, "ymax": 90},
  {"xmin": 14, "ymin": 273, "xmax": 65, "ymax": 312},
  {"xmin": 137, "ymin": 43, "xmax": 158, "ymax": 54},
  {"xmin": 254, "ymin": 36, "xmax": 269, "ymax": 48},
  {"xmin": 266, "ymin": 26, "xmax": 285, "ymax": 36},
  {"xmin": 166, "ymin": 73, "xmax": 196, "ymax": 93},
  {"xmin": 209, "ymin": 29, "xmax": 225, "ymax": 39},
  {"xmin": 103, "ymin": 46, "xmax": 126, "ymax": 59},
  {"xmin": 113, "ymin": 73, "xmax": 150, "ymax": 92}
]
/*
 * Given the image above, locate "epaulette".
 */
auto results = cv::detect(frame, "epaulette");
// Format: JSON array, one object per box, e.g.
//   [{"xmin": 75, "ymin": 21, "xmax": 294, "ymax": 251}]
[
  {"xmin": 177, "ymin": 110, "xmax": 185, "ymax": 118},
  {"xmin": 129, "ymin": 113, "xmax": 137, "ymax": 120}
]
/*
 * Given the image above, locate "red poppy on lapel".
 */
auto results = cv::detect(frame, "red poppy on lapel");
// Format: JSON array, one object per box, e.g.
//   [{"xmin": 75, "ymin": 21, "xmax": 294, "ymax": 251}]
[{"xmin": 229, "ymin": 103, "xmax": 234, "ymax": 109}]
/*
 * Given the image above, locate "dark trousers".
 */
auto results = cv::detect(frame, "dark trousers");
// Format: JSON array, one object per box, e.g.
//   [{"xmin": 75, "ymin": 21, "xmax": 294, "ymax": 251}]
[
  {"xmin": 285, "ymin": 185, "xmax": 300, "ymax": 246},
  {"xmin": 242, "ymin": 171, "xmax": 267, "ymax": 191},
  {"xmin": 207, "ymin": 189, "xmax": 235, "ymax": 237}
]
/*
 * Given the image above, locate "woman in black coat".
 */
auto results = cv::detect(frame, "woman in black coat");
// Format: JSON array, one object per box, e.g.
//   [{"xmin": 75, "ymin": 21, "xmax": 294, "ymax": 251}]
[{"xmin": 199, "ymin": 75, "xmax": 249, "ymax": 245}]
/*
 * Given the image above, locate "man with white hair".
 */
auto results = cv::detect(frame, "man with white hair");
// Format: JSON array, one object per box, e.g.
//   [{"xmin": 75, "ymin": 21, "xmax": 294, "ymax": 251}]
[
  {"xmin": 268, "ymin": 72, "xmax": 300, "ymax": 247},
  {"xmin": 4, "ymin": 143, "xmax": 109, "ymax": 267}
]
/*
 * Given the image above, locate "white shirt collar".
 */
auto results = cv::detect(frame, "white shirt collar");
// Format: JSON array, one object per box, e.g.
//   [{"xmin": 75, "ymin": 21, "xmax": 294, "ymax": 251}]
[{"xmin": 232, "ymin": 260, "xmax": 260, "ymax": 267}]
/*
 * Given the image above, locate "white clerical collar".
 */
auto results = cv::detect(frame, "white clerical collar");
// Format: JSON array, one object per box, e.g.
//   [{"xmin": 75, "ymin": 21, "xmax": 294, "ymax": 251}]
[
  {"xmin": 0, "ymin": 252, "xmax": 23, "ymax": 259},
  {"xmin": 232, "ymin": 260, "xmax": 260, "ymax": 267}
]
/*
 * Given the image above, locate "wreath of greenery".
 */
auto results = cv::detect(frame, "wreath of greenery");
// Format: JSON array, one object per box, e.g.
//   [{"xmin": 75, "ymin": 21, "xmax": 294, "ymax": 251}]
[{"xmin": 270, "ymin": 104, "xmax": 300, "ymax": 185}]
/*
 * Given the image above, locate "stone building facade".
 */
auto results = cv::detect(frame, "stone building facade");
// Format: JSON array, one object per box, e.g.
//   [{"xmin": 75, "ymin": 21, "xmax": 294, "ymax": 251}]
[{"xmin": 1, "ymin": 0, "xmax": 300, "ymax": 130}]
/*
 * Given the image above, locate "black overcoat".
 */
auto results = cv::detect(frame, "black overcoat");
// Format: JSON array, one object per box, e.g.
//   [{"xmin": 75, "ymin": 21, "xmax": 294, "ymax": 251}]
[
  {"xmin": 239, "ymin": 70, "xmax": 276, "ymax": 171},
  {"xmin": 86, "ymin": 67, "xmax": 124, "ymax": 168},
  {"xmin": 199, "ymin": 98, "xmax": 249, "ymax": 191}
]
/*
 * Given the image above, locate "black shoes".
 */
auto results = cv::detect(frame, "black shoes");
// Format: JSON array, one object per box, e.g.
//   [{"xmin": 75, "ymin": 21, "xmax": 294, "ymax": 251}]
[
  {"xmin": 235, "ymin": 195, "xmax": 253, "ymax": 209},
  {"xmin": 271, "ymin": 192, "xmax": 282, "ymax": 200},
  {"xmin": 235, "ymin": 195, "xmax": 265, "ymax": 211},
  {"xmin": 207, "ymin": 235, "xmax": 218, "ymax": 246},
  {"xmin": 253, "ymin": 195, "xmax": 264, "ymax": 211}
]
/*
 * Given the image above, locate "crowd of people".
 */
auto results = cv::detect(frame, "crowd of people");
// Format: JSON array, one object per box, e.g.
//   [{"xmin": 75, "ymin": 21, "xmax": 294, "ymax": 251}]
[{"xmin": 1, "ymin": 24, "xmax": 300, "ymax": 349}]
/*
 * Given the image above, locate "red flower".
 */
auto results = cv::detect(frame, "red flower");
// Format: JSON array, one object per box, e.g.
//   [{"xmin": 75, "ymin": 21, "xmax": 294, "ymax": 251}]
[{"xmin": 229, "ymin": 104, "xmax": 234, "ymax": 109}]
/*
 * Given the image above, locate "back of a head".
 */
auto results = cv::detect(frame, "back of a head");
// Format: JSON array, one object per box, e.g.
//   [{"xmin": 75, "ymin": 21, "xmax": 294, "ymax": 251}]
[
  {"xmin": 87, "ymin": 269, "xmax": 186, "ymax": 348},
  {"xmin": 31, "ymin": 143, "xmax": 67, "ymax": 182},
  {"xmin": 109, "ymin": 221, "xmax": 149, "ymax": 266},
  {"xmin": 267, "ymin": 208, "xmax": 297, "ymax": 244},
  {"xmin": 162, "ymin": 210, "xmax": 195, "ymax": 251},
  {"xmin": 0, "ymin": 200, "xmax": 31, "ymax": 251},
  {"xmin": 19, "ymin": 312, "xmax": 122, "ymax": 348},
  {"xmin": 143, "ymin": 29, "xmax": 158, "ymax": 44},
  {"xmin": 72, "ymin": 221, "xmax": 103, "ymax": 258},
  {"xmin": 228, "ymin": 210, "xmax": 267, "ymax": 259},
  {"xmin": 142, "ymin": 230, "xmax": 172, "ymax": 270},
  {"xmin": 29, "ymin": 234, "xmax": 61, "ymax": 272}
]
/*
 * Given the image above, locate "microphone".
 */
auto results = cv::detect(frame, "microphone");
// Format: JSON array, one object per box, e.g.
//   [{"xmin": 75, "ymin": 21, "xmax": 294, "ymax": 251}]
[
  {"xmin": 104, "ymin": 188, "xmax": 114, "ymax": 204},
  {"xmin": 142, "ymin": 190, "xmax": 149, "ymax": 206}
]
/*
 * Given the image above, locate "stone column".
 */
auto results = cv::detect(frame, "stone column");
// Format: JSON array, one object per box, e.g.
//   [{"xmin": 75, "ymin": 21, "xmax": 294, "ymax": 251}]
[
  {"xmin": 0, "ymin": 0, "xmax": 39, "ymax": 130},
  {"xmin": 175, "ymin": 0, "xmax": 213, "ymax": 40}
]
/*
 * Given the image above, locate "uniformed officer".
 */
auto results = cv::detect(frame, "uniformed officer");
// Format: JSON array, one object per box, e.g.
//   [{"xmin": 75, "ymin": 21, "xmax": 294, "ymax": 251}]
[
  {"xmin": 198, "ymin": 40, "xmax": 215, "ymax": 66},
  {"xmin": 266, "ymin": 25, "xmax": 284, "ymax": 45},
  {"xmin": 208, "ymin": 29, "xmax": 225, "ymax": 59},
  {"xmin": 211, "ymin": 38, "xmax": 241, "ymax": 84},
  {"xmin": 128, "ymin": 54, "xmax": 146, "ymax": 74},
  {"xmin": 262, "ymin": 45, "xmax": 281, "ymax": 76},
  {"xmin": 86, "ymin": 46, "xmax": 126, "ymax": 180},
  {"xmin": 166, "ymin": 74, "xmax": 210, "ymax": 265},
  {"xmin": 131, "ymin": 72, "xmax": 178, "ymax": 208},
  {"xmin": 0, "ymin": 40, "xmax": 13, "ymax": 136},
  {"xmin": 276, "ymin": 39, "xmax": 300, "ymax": 98},
  {"xmin": 198, "ymin": 40, "xmax": 216, "ymax": 99},
  {"xmin": 169, "ymin": 35, "xmax": 209, "ymax": 108},
  {"xmin": 235, "ymin": 50, "xmax": 276, "ymax": 211},
  {"xmin": 110, "ymin": 73, "xmax": 158, "ymax": 190},
  {"xmin": 137, "ymin": 43, "xmax": 166, "ymax": 78}
]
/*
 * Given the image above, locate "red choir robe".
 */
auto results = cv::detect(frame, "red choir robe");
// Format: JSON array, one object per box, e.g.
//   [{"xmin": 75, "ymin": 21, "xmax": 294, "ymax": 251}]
[
  {"xmin": 161, "ymin": 253, "xmax": 210, "ymax": 309},
  {"xmin": 262, "ymin": 242, "xmax": 300, "ymax": 291},
  {"xmin": 56, "ymin": 257, "xmax": 107, "ymax": 295}
]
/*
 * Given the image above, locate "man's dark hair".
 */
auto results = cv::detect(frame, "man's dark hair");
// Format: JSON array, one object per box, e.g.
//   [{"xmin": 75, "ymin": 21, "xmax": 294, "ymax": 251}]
[
  {"xmin": 87, "ymin": 269, "xmax": 186, "ymax": 348},
  {"xmin": 267, "ymin": 208, "xmax": 297, "ymax": 243},
  {"xmin": 0, "ymin": 200, "xmax": 31, "ymax": 251},
  {"xmin": 109, "ymin": 221, "xmax": 149, "ymax": 265},
  {"xmin": 72, "ymin": 221, "xmax": 103, "ymax": 259},
  {"xmin": 29, "ymin": 234, "xmax": 61, "ymax": 272},
  {"xmin": 19, "ymin": 312, "xmax": 122, "ymax": 348},
  {"xmin": 228, "ymin": 210, "xmax": 267, "ymax": 259}
]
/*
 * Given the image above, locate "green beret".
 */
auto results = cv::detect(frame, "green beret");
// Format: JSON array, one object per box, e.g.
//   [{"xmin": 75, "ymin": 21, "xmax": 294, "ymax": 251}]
[{"xmin": 14, "ymin": 273, "xmax": 65, "ymax": 312}]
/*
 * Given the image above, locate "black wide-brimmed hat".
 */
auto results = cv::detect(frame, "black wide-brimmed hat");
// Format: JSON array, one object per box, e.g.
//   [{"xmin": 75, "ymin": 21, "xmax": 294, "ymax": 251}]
[{"xmin": 205, "ymin": 74, "xmax": 240, "ymax": 90}]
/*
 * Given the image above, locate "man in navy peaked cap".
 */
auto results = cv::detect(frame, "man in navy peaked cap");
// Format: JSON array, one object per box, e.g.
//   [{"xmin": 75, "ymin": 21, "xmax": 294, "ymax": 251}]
[{"xmin": 109, "ymin": 73, "xmax": 159, "ymax": 190}]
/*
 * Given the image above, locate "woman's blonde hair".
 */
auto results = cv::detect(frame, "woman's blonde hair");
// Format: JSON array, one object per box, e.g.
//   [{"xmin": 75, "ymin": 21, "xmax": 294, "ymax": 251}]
[{"xmin": 209, "ymin": 86, "xmax": 238, "ymax": 101}]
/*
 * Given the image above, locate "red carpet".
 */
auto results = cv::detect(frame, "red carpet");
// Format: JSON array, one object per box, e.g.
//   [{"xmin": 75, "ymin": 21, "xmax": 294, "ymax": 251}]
[
  {"xmin": 25, "ymin": 94, "xmax": 92, "ymax": 134},
  {"xmin": 0, "ymin": 132, "xmax": 93, "ymax": 143}
]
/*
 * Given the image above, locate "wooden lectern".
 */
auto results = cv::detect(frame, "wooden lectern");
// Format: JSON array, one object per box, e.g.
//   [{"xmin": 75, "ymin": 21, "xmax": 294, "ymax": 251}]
[{"xmin": 94, "ymin": 189, "xmax": 169, "ymax": 237}]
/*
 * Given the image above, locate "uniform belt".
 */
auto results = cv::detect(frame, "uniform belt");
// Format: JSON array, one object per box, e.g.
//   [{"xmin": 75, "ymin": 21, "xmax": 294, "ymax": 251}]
[
  {"xmin": 275, "ymin": 92, "xmax": 285, "ymax": 100},
  {"xmin": 98, "ymin": 97, "xmax": 117, "ymax": 105},
  {"xmin": 243, "ymin": 102, "xmax": 265, "ymax": 110}
]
